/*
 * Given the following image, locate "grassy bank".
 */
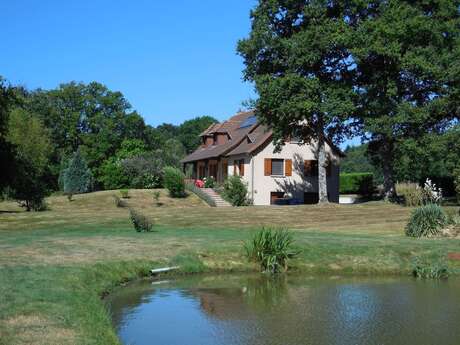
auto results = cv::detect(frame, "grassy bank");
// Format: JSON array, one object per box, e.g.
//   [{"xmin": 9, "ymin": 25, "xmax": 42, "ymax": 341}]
[{"xmin": 1, "ymin": 190, "xmax": 459, "ymax": 344}]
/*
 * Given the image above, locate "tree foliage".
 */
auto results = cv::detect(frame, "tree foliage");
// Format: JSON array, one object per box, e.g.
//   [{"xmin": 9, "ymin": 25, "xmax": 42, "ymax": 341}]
[
  {"xmin": 6, "ymin": 108, "xmax": 52, "ymax": 210},
  {"xmin": 238, "ymin": 0, "xmax": 358, "ymax": 203},
  {"xmin": 350, "ymin": 0, "xmax": 460, "ymax": 198},
  {"xmin": 62, "ymin": 149, "xmax": 93, "ymax": 199}
]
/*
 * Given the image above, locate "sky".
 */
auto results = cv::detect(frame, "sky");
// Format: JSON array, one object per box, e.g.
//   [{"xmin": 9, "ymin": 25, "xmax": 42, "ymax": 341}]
[
  {"xmin": 1, "ymin": 0, "xmax": 258, "ymax": 126},
  {"xmin": 1, "ymin": 0, "xmax": 360, "ymax": 148}
]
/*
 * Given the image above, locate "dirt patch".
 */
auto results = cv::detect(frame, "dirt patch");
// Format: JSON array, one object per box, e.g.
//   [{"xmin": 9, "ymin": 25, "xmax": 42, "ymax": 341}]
[
  {"xmin": 4, "ymin": 314, "xmax": 76, "ymax": 345},
  {"xmin": 448, "ymin": 252, "xmax": 460, "ymax": 261}
]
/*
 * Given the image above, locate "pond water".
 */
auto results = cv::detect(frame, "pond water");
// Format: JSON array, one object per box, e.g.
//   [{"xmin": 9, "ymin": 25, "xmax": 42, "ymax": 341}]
[{"xmin": 107, "ymin": 274, "xmax": 460, "ymax": 345}]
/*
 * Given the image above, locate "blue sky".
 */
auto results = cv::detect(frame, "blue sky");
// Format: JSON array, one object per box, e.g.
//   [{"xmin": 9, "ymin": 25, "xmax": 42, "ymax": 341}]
[
  {"xmin": 1, "ymin": 0, "xmax": 360, "ymax": 148},
  {"xmin": 1, "ymin": 0, "xmax": 257, "ymax": 126}
]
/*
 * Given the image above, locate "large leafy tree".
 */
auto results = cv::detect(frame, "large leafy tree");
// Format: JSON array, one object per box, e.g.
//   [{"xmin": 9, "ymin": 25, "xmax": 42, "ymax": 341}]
[
  {"xmin": 177, "ymin": 116, "xmax": 216, "ymax": 153},
  {"xmin": 238, "ymin": 0, "xmax": 357, "ymax": 203},
  {"xmin": 351, "ymin": 0, "xmax": 460, "ymax": 199},
  {"xmin": 6, "ymin": 108, "xmax": 52, "ymax": 210},
  {"xmin": 0, "ymin": 77, "xmax": 17, "ymax": 193},
  {"xmin": 26, "ymin": 82, "xmax": 149, "ymax": 186}
]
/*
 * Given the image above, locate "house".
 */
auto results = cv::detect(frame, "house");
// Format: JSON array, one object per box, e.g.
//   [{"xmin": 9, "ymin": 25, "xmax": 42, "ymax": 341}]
[{"xmin": 181, "ymin": 110, "xmax": 343, "ymax": 205}]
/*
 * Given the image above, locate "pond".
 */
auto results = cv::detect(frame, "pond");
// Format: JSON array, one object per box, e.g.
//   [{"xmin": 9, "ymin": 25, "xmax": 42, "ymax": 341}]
[{"xmin": 107, "ymin": 274, "xmax": 460, "ymax": 345}]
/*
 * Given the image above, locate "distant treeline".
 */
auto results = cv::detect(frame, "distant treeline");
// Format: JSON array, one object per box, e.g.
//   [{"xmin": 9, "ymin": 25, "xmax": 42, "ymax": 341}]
[
  {"xmin": 0, "ymin": 77, "xmax": 215, "ymax": 208},
  {"xmin": 341, "ymin": 126, "xmax": 460, "ymax": 196}
]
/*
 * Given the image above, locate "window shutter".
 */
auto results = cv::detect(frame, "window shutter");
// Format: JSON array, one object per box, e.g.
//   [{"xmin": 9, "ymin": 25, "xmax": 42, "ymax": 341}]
[
  {"xmin": 239, "ymin": 160, "xmax": 245, "ymax": 176},
  {"xmin": 285, "ymin": 159, "xmax": 292, "ymax": 176},
  {"xmin": 233, "ymin": 161, "xmax": 237, "ymax": 176},
  {"xmin": 264, "ymin": 159, "xmax": 271, "ymax": 176}
]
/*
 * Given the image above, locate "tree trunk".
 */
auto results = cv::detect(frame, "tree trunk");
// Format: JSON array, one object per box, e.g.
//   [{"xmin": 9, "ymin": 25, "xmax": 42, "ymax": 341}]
[
  {"xmin": 380, "ymin": 140, "xmax": 396, "ymax": 200},
  {"xmin": 318, "ymin": 133, "xmax": 329, "ymax": 204}
]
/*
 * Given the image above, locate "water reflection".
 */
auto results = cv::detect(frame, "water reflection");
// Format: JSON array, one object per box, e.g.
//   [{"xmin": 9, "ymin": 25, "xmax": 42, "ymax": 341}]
[{"xmin": 108, "ymin": 275, "xmax": 460, "ymax": 345}]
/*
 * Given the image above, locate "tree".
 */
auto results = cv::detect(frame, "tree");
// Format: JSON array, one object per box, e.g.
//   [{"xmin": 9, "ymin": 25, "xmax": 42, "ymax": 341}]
[
  {"xmin": 6, "ymin": 108, "xmax": 52, "ymax": 210},
  {"xmin": 237, "ymin": 1, "xmax": 357, "ymax": 203},
  {"xmin": 62, "ymin": 149, "xmax": 93, "ymax": 200},
  {"xmin": 0, "ymin": 77, "xmax": 17, "ymax": 193},
  {"xmin": 350, "ymin": 0, "xmax": 460, "ymax": 199},
  {"xmin": 177, "ymin": 116, "xmax": 217, "ymax": 153},
  {"xmin": 26, "ymin": 82, "xmax": 150, "ymax": 187}
]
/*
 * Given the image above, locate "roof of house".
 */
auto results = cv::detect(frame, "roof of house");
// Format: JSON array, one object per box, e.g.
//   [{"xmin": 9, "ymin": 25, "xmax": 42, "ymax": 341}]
[
  {"xmin": 181, "ymin": 110, "xmax": 345, "ymax": 163},
  {"xmin": 181, "ymin": 110, "xmax": 258, "ymax": 163}
]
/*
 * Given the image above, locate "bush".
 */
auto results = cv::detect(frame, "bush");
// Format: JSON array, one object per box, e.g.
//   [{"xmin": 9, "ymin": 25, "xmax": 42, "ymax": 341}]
[
  {"xmin": 163, "ymin": 166, "xmax": 186, "ymax": 198},
  {"xmin": 244, "ymin": 227, "xmax": 299, "ymax": 273},
  {"xmin": 339, "ymin": 173, "xmax": 374, "ymax": 195},
  {"xmin": 29, "ymin": 198, "xmax": 49, "ymax": 211},
  {"xmin": 120, "ymin": 189, "xmax": 129, "ymax": 198},
  {"xmin": 129, "ymin": 208, "xmax": 154, "ymax": 232},
  {"xmin": 412, "ymin": 256, "xmax": 449, "ymax": 279},
  {"xmin": 405, "ymin": 204, "xmax": 448, "ymax": 237},
  {"xmin": 203, "ymin": 176, "xmax": 215, "ymax": 188},
  {"xmin": 153, "ymin": 191, "xmax": 161, "ymax": 205},
  {"xmin": 223, "ymin": 176, "xmax": 248, "ymax": 206},
  {"xmin": 185, "ymin": 182, "xmax": 216, "ymax": 207},
  {"xmin": 396, "ymin": 182, "xmax": 424, "ymax": 207},
  {"xmin": 62, "ymin": 149, "xmax": 93, "ymax": 200}
]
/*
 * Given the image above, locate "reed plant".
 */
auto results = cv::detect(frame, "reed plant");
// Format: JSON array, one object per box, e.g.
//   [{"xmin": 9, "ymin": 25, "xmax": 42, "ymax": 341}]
[{"xmin": 244, "ymin": 227, "xmax": 299, "ymax": 273}]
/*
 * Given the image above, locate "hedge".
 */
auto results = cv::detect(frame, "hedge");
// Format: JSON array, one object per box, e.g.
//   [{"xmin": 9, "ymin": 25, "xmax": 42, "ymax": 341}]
[{"xmin": 340, "ymin": 173, "xmax": 374, "ymax": 195}]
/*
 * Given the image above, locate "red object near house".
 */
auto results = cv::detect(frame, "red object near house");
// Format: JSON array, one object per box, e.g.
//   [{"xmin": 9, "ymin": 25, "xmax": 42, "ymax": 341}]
[{"xmin": 195, "ymin": 179, "xmax": 204, "ymax": 188}]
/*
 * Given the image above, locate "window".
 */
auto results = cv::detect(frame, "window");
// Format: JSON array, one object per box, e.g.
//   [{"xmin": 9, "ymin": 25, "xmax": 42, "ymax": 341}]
[{"xmin": 271, "ymin": 159, "xmax": 284, "ymax": 176}]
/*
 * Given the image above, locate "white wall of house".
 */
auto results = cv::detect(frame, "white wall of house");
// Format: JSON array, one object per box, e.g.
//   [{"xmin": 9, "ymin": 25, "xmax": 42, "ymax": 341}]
[{"xmin": 228, "ymin": 141, "xmax": 340, "ymax": 205}]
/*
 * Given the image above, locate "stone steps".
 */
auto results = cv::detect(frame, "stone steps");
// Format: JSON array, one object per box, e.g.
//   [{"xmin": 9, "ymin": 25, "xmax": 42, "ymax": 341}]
[{"xmin": 201, "ymin": 188, "xmax": 231, "ymax": 207}]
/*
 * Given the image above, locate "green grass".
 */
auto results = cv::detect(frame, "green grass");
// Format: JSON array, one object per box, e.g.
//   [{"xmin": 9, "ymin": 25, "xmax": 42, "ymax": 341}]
[{"xmin": 0, "ymin": 189, "xmax": 459, "ymax": 344}]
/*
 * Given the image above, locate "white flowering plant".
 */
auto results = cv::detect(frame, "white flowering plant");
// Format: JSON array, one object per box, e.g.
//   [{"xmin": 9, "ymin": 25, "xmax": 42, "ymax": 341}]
[{"xmin": 422, "ymin": 178, "xmax": 443, "ymax": 205}]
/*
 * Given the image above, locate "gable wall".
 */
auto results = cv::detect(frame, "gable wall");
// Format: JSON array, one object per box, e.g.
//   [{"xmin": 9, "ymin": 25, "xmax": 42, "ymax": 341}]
[{"xmin": 228, "ymin": 140, "xmax": 340, "ymax": 205}]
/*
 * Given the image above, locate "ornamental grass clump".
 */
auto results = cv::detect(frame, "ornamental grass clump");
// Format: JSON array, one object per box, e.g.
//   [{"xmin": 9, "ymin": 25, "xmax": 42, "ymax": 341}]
[
  {"xmin": 245, "ymin": 227, "xmax": 299, "ymax": 273},
  {"xmin": 129, "ymin": 208, "xmax": 154, "ymax": 232},
  {"xmin": 405, "ymin": 203, "xmax": 448, "ymax": 237},
  {"xmin": 396, "ymin": 182, "xmax": 424, "ymax": 207},
  {"xmin": 412, "ymin": 256, "xmax": 449, "ymax": 279}
]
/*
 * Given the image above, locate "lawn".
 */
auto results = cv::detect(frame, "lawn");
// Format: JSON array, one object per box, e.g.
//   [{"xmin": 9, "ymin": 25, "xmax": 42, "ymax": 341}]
[{"xmin": 0, "ymin": 189, "xmax": 459, "ymax": 345}]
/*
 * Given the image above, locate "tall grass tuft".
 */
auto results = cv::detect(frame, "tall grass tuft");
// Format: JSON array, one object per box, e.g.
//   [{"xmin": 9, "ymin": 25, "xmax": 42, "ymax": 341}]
[
  {"xmin": 129, "ymin": 208, "xmax": 154, "ymax": 232},
  {"xmin": 244, "ymin": 227, "xmax": 299, "ymax": 273},
  {"xmin": 120, "ymin": 189, "xmax": 129, "ymax": 199},
  {"xmin": 405, "ymin": 204, "xmax": 448, "ymax": 237},
  {"xmin": 396, "ymin": 182, "xmax": 424, "ymax": 207},
  {"xmin": 412, "ymin": 256, "xmax": 449, "ymax": 279}
]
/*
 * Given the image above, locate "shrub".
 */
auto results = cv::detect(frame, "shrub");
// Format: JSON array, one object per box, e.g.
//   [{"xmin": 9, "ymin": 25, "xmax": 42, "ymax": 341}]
[
  {"xmin": 203, "ymin": 176, "xmax": 215, "ymax": 188},
  {"xmin": 163, "ymin": 166, "xmax": 186, "ymax": 198},
  {"xmin": 113, "ymin": 195, "xmax": 127, "ymax": 208},
  {"xmin": 223, "ymin": 175, "xmax": 248, "ymax": 206},
  {"xmin": 396, "ymin": 182, "xmax": 424, "ymax": 207},
  {"xmin": 185, "ymin": 183, "xmax": 216, "ymax": 207},
  {"xmin": 129, "ymin": 208, "xmax": 154, "ymax": 232},
  {"xmin": 339, "ymin": 173, "xmax": 374, "ymax": 195},
  {"xmin": 62, "ymin": 149, "xmax": 93, "ymax": 201},
  {"xmin": 153, "ymin": 191, "xmax": 161, "ymax": 205},
  {"xmin": 244, "ymin": 227, "xmax": 299, "ymax": 273},
  {"xmin": 29, "ymin": 198, "xmax": 49, "ymax": 211},
  {"xmin": 412, "ymin": 256, "xmax": 449, "ymax": 279},
  {"xmin": 120, "ymin": 189, "xmax": 129, "ymax": 198},
  {"xmin": 405, "ymin": 204, "xmax": 448, "ymax": 237}
]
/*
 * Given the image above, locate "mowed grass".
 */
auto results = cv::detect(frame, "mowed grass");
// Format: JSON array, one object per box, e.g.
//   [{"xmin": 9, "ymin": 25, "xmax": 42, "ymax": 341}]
[{"xmin": 0, "ymin": 189, "xmax": 459, "ymax": 345}]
